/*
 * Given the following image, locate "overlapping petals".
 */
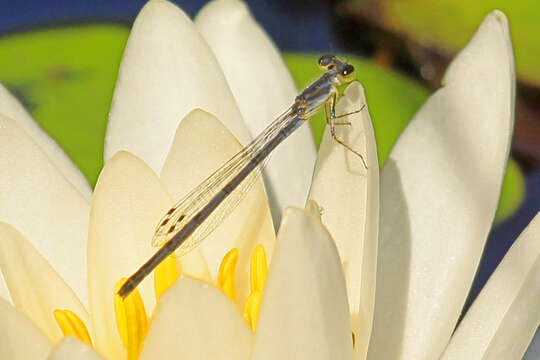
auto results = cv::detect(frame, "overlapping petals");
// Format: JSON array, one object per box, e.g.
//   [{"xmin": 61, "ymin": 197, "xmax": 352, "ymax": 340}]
[
  {"xmin": 368, "ymin": 10, "xmax": 517, "ymax": 360},
  {"xmin": 140, "ymin": 278, "xmax": 253, "ymax": 359},
  {"xmin": 160, "ymin": 109, "xmax": 275, "ymax": 303},
  {"xmin": 251, "ymin": 203, "xmax": 353, "ymax": 360},
  {"xmin": 48, "ymin": 338, "xmax": 103, "ymax": 360},
  {"xmin": 87, "ymin": 151, "xmax": 173, "ymax": 359},
  {"xmin": 105, "ymin": 0, "xmax": 251, "ymax": 175},
  {"xmin": 308, "ymin": 82, "xmax": 379, "ymax": 359},
  {"xmin": 0, "ymin": 1, "xmax": 539, "ymax": 360},
  {"xmin": 0, "ymin": 223, "xmax": 88, "ymax": 342},
  {"xmin": 0, "ymin": 114, "xmax": 90, "ymax": 305},
  {"xmin": 0, "ymin": 297, "xmax": 52, "ymax": 359},
  {"xmin": 441, "ymin": 212, "xmax": 540, "ymax": 359},
  {"xmin": 0, "ymin": 84, "xmax": 92, "ymax": 201},
  {"xmin": 195, "ymin": 0, "xmax": 317, "ymax": 222}
]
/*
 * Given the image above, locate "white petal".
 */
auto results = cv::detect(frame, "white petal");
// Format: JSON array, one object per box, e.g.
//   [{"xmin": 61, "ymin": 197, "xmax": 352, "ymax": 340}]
[
  {"xmin": 441, "ymin": 212, "xmax": 540, "ymax": 360},
  {"xmin": 0, "ymin": 83, "xmax": 92, "ymax": 201},
  {"xmin": 106, "ymin": 0, "xmax": 250, "ymax": 176},
  {"xmin": 0, "ymin": 222, "xmax": 88, "ymax": 342},
  {"xmin": 0, "ymin": 297, "xmax": 52, "ymax": 360},
  {"xmin": 195, "ymin": 0, "xmax": 316, "ymax": 223},
  {"xmin": 87, "ymin": 151, "xmax": 170, "ymax": 359},
  {"xmin": 48, "ymin": 338, "xmax": 104, "ymax": 360},
  {"xmin": 88, "ymin": 151, "xmax": 210, "ymax": 356},
  {"xmin": 251, "ymin": 204, "xmax": 352, "ymax": 360},
  {"xmin": 160, "ymin": 109, "xmax": 275, "ymax": 304},
  {"xmin": 368, "ymin": 11, "xmax": 515, "ymax": 360},
  {"xmin": 308, "ymin": 82, "xmax": 379, "ymax": 359},
  {"xmin": 0, "ymin": 114, "xmax": 90, "ymax": 305},
  {"xmin": 140, "ymin": 277, "xmax": 252, "ymax": 359}
]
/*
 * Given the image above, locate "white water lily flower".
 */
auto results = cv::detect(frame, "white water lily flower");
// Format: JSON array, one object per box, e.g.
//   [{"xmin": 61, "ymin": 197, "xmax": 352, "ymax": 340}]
[{"xmin": 0, "ymin": 1, "xmax": 538, "ymax": 360}]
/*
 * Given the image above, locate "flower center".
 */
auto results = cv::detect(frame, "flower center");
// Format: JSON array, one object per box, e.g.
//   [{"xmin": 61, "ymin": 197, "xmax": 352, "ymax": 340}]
[{"xmin": 53, "ymin": 244, "xmax": 268, "ymax": 358}]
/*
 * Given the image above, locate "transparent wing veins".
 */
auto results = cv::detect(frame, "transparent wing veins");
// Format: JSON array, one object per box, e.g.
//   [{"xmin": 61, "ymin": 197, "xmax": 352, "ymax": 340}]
[{"xmin": 152, "ymin": 106, "xmax": 300, "ymax": 257}]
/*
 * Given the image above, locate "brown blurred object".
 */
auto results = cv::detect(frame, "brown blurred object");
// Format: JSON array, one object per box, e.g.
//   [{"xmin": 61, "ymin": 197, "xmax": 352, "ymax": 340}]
[{"xmin": 337, "ymin": 0, "xmax": 540, "ymax": 171}]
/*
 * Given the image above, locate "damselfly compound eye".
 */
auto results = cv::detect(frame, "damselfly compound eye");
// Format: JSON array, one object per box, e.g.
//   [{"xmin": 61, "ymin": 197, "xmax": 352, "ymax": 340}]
[
  {"xmin": 341, "ymin": 64, "xmax": 354, "ymax": 76},
  {"xmin": 318, "ymin": 54, "xmax": 336, "ymax": 68}
]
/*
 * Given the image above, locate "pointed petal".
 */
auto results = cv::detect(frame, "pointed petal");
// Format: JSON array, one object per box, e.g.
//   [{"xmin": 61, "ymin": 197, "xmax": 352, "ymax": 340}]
[
  {"xmin": 106, "ymin": 0, "xmax": 250, "ymax": 175},
  {"xmin": 140, "ymin": 277, "xmax": 252, "ymax": 359},
  {"xmin": 88, "ymin": 151, "xmax": 170, "ymax": 359},
  {"xmin": 308, "ymin": 82, "xmax": 379, "ymax": 359},
  {"xmin": 252, "ymin": 204, "xmax": 352, "ymax": 360},
  {"xmin": 0, "ymin": 114, "xmax": 90, "ymax": 304},
  {"xmin": 195, "ymin": 0, "xmax": 316, "ymax": 222},
  {"xmin": 0, "ymin": 297, "xmax": 52, "ymax": 360},
  {"xmin": 48, "ymin": 338, "xmax": 104, "ymax": 360},
  {"xmin": 0, "ymin": 83, "xmax": 92, "ymax": 201},
  {"xmin": 368, "ymin": 11, "xmax": 515, "ymax": 360},
  {"xmin": 0, "ymin": 222, "xmax": 88, "ymax": 342},
  {"xmin": 88, "ymin": 151, "xmax": 211, "ymax": 356},
  {"xmin": 441, "ymin": 212, "xmax": 540, "ymax": 360},
  {"xmin": 160, "ymin": 109, "xmax": 275, "ymax": 304}
]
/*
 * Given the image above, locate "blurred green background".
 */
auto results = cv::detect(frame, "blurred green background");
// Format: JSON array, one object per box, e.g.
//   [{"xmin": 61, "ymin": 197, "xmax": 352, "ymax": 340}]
[{"xmin": 345, "ymin": 0, "xmax": 540, "ymax": 86}]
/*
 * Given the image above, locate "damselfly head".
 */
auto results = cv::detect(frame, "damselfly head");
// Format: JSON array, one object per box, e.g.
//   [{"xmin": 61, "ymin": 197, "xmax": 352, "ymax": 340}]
[
  {"xmin": 318, "ymin": 54, "xmax": 337, "ymax": 69},
  {"xmin": 318, "ymin": 54, "xmax": 355, "ymax": 85}
]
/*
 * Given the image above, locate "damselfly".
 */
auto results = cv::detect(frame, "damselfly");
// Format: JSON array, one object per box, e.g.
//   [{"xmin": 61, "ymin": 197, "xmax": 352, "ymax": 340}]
[{"xmin": 118, "ymin": 54, "xmax": 366, "ymax": 298}]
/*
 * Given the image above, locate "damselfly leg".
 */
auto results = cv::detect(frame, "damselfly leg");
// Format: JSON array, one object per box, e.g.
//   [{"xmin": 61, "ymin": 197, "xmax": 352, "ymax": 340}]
[{"xmin": 326, "ymin": 93, "xmax": 368, "ymax": 169}]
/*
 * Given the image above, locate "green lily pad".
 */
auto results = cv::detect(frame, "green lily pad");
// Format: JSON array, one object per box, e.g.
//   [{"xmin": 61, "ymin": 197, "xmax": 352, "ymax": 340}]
[
  {"xmin": 496, "ymin": 158, "xmax": 525, "ymax": 223},
  {"xmin": 359, "ymin": 0, "xmax": 540, "ymax": 86},
  {"xmin": 283, "ymin": 53, "xmax": 524, "ymax": 223},
  {"xmin": 0, "ymin": 25, "xmax": 128, "ymax": 186}
]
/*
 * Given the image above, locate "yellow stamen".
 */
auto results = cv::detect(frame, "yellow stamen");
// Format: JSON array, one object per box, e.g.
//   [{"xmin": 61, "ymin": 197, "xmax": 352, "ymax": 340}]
[
  {"xmin": 53, "ymin": 309, "xmax": 92, "ymax": 345},
  {"xmin": 154, "ymin": 251, "xmax": 180, "ymax": 300},
  {"xmin": 250, "ymin": 244, "xmax": 268, "ymax": 293},
  {"xmin": 242, "ymin": 291, "xmax": 262, "ymax": 331},
  {"xmin": 114, "ymin": 278, "xmax": 148, "ymax": 360},
  {"xmin": 217, "ymin": 248, "xmax": 239, "ymax": 303},
  {"xmin": 242, "ymin": 245, "xmax": 268, "ymax": 331}
]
